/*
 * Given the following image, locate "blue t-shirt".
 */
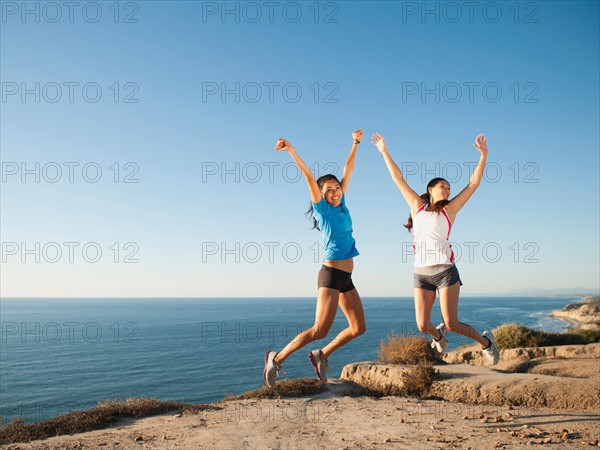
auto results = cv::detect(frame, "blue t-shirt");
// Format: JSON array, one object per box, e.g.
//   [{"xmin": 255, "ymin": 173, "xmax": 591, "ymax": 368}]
[{"xmin": 312, "ymin": 194, "xmax": 359, "ymax": 261}]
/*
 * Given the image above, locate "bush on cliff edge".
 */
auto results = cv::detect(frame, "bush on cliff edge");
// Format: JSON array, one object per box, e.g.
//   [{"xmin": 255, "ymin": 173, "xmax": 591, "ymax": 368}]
[
  {"xmin": 378, "ymin": 334, "xmax": 439, "ymax": 365},
  {"xmin": 493, "ymin": 323, "xmax": 600, "ymax": 349}
]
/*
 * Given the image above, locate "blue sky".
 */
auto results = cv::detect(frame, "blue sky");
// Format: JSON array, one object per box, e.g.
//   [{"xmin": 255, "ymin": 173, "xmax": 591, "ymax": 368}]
[{"xmin": 1, "ymin": 1, "xmax": 598, "ymax": 297}]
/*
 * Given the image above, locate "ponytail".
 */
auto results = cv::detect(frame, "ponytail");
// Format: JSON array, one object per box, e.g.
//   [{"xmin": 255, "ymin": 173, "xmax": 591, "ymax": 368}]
[{"xmin": 404, "ymin": 178, "xmax": 450, "ymax": 232}]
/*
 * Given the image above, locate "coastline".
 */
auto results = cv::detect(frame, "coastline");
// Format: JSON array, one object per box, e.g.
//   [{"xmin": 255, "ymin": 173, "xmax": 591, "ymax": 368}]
[
  {"xmin": 550, "ymin": 315, "xmax": 584, "ymax": 331},
  {"xmin": 549, "ymin": 296, "xmax": 600, "ymax": 331},
  {"xmin": 1, "ymin": 295, "xmax": 586, "ymax": 426},
  {"xmin": 2, "ymin": 296, "xmax": 599, "ymax": 448},
  {"xmin": 2, "ymin": 343, "xmax": 599, "ymax": 449}
]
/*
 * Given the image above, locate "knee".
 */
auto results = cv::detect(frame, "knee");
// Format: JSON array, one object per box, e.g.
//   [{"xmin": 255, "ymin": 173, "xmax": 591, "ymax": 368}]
[
  {"xmin": 310, "ymin": 324, "xmax": 330, "ymax": 341},
  {"xmin": 351, "ymin": 323, "xmax": 366, "ymax": 338},
  {"xmin": 416, "ymin": 322, "xmax": 428, "ymax": 333}
]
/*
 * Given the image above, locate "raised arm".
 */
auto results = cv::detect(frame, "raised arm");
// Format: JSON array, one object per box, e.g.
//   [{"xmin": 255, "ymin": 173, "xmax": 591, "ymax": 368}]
[
  {"xmin": 446, "ymin": 133, "xmax": 488, "ymax": 217},
  {"xmin": 340, "ymin": 129, "xmax": 363, "ymax": 194},
  {"xmin": 275, "ymin": 138, "xmax": 321, "ymax": 204},
  {"xmin": 371, "ymin": 133, "xmax": 423, "ymax": 216}
]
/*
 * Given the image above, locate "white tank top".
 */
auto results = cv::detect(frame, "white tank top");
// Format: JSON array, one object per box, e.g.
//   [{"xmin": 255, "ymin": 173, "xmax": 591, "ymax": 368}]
[{"xmin": 412, "ymin": 203, "xmax": 455, "ymax": 267}]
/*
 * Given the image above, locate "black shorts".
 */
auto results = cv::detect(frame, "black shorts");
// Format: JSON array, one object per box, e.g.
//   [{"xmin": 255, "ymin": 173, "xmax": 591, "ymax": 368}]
[
  {"xmin": 414, "ymin": 264, "xmax": 463, "ymax": 291},
  {"xmin": 317, "ymin": 265, "xmax": 355, "ymax": 293}
]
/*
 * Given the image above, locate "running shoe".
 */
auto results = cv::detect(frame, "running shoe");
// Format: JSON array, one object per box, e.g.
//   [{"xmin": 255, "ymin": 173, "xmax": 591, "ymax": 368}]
[
  {"xmin": 308, "ymin": 349, "xmax": 331, "ymax": 382},
  {"xmin": 430, "ymin": 323, "xmax": 448, "ymax": 354},
  {"xmin": 481, "ymin": 331, "xmax": 500, "ymax": 365},
  {"xmin": 263, "ymin": 350, "xmax": 281, "ymax": 387}
]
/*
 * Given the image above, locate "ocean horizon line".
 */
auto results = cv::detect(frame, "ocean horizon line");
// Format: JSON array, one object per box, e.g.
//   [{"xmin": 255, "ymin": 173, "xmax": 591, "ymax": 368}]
[{"xmin": 1, "ymin": 293, "xmax": 595, "ymax": 300}]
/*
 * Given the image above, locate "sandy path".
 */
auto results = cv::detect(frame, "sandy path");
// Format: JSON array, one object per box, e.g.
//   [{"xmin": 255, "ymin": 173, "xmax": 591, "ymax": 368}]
[{"xmin": 3, "ymin": 393, "xmax": 599, "ymax": 450}]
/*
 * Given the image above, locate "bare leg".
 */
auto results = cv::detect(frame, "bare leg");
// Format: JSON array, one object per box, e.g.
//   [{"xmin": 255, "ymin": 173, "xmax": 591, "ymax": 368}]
[
  {"xmin": 321, "ymin": 288, "xmax": 366, "ymax": 359},
  {"xmin": 414, "ymin": 288, "xmax": 441, "ymax": 338},
  {"xmin": 274, "ymin": 288, "xmax": 339, "ymax": 365},
  {"xmin": 439, "ymin": 282, "xmax": 488, "ymax": 347}
]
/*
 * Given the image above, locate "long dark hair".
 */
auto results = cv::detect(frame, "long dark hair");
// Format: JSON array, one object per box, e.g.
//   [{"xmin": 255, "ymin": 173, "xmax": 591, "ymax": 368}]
[
  {"xmin": 305, "ymin": 174, "xmax": 341, "ymax": 231},
  {"xmin": 404, "ymin": 177, "xmax": 450, "ymax": 232}
]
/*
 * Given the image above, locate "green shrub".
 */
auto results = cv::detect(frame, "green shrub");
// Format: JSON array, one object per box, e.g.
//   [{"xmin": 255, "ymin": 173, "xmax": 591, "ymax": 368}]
[
  {"xmin": 575, "ymin": 329, "xmax": 600, "ymax": 343},
  {"xmin": 493, "ymin": 323, "xmax": 541, "ymax": 349},
  {"xmin": 492, "ymin": 323, "xmax": 600, "ymax": 349}
]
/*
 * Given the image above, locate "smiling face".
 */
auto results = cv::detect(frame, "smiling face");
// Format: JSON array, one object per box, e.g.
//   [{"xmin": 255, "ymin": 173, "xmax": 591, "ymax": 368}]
[
  {"xmin": 321, "ymin": 180, "xmax": 343, "ymax": 207},
  {"xmin": 428, "ymin": 179, "xmax": 451, "ymax": 204}
]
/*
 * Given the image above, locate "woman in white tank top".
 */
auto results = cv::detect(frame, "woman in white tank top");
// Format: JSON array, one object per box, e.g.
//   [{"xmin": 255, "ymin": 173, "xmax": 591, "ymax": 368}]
[{"xmin": 371, "ymin": 132, "xmax": 499, "ymax": 365}]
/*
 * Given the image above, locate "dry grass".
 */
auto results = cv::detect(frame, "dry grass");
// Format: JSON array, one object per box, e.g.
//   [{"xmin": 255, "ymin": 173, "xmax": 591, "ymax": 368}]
[
  {"xmin": 401, "ymin": 362, "xmax": 438, "ymax": 396},
  {"xmin": 364, "ymin": 362, "xmax": 438, "ymax": 398},
  {"xmin": 378, "ymin": 334, "xmax": 439, "ymax": 365},
  {"xmin": 225, "ymin": 378, "xmax": 326, "ymax": 400},
  {"xmin": 493, "ymin": 323, "xmax": 600, "ymax": 350},
  {"xmin": 375, "ymin": 334, "xmax": 438, "ymax": 398},
  {"xmin": 0, "ymin": 398, "xmax": 217, "ymax": 445}
]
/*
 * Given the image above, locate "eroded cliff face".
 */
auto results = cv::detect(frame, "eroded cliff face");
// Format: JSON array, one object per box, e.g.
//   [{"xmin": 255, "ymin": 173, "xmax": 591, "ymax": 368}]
[
  {"xmin": 550, "ymin": 297, "xmax": 600, "ymax": 330},
  {"xmin": 340, "ymin": 343, "xmax": 600, "ymax": 411}
]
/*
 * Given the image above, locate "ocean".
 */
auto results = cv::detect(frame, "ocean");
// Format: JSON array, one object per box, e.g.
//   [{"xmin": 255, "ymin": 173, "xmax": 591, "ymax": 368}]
[{"xmin": 0, "ymin": 296, "xmax": 581, "ymax": 424}]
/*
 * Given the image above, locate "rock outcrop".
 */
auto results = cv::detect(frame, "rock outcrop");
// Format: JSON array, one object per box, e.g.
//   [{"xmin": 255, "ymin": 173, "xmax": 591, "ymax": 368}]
[
  {"xmin": 550, "ymin": 297, "xmax": 600, "ymax": 330},
  {"xmin": 340, "ymin": 344, "xmax": 600, "ymax": 411}
]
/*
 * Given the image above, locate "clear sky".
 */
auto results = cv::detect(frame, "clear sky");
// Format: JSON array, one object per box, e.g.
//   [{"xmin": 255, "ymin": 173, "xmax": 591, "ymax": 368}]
[{"xmin": 1, "ymin": 0, "xmax": 599, "ymax": 297}]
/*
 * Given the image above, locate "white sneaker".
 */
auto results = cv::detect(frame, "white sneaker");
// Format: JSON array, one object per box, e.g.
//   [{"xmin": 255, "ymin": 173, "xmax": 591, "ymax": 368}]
[
  {"xmin": 308, "ymin": 349, "xmax": 331, "ymax": 382},
  {"xmin": 430, "ymin": 323, "xmax": 448, "ymax": 354},
  {"xmin": 263, "ymin": 350, "xmax": 281, "ymax": 387},
  {"xmin": 481, "ymin": 331, "xmax": 500, "ymax": 365}
]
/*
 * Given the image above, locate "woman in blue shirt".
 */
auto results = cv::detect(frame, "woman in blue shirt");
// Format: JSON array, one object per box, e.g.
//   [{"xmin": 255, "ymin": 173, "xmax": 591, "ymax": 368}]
[{"xmin": 263, "ymin": 130, "xmax": 366, "ymax": 387}]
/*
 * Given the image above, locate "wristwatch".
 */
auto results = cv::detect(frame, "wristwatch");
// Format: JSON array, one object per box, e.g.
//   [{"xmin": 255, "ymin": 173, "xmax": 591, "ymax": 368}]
[{"xmin": 353, "ymin": 139, "xmax": 360, "ymax": 144}]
